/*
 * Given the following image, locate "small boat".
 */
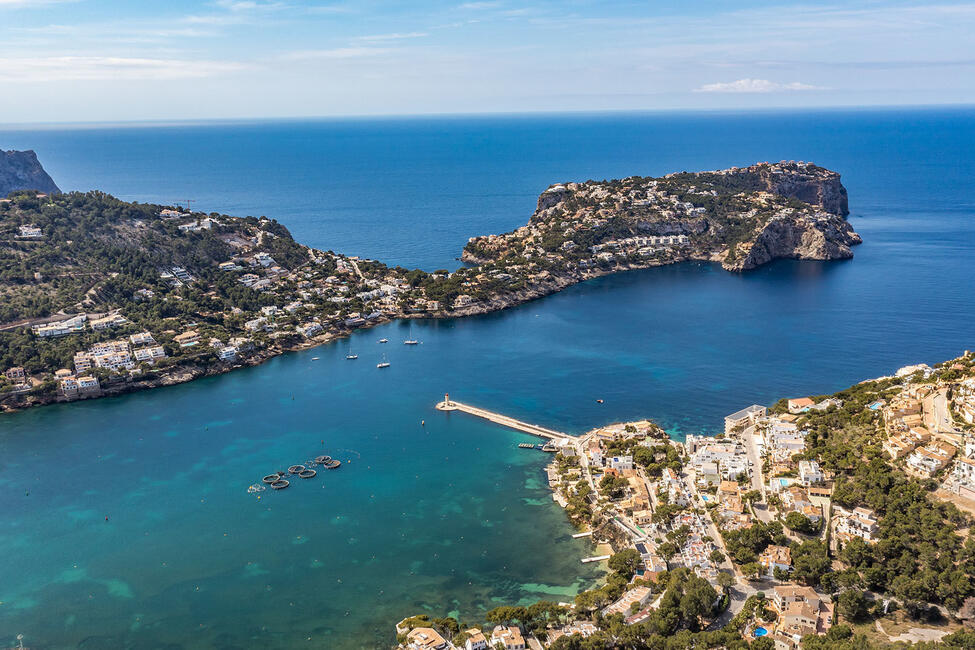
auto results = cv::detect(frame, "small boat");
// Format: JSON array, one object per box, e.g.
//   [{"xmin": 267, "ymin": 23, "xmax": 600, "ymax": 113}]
[
  {"xmin": 346, "ymin": 354, "xmax": 358, "ymax": 360},
  {"xmin": 378, "ymin": 338, "xmax": 388, "ymax": 343},
  {"xmin": 311, "ymin": 357, "xmax": 319, "ymax": 361},
  {"xmin": 377, "ymin": 353, "xmax": 390, "ymax": 369},
  {"xmin": 596, "ymin": 399, "xmax": 604, "ymax": 404},
  {"xmin": 403, "ymin": 323, "xmax": 419, "ymax": 345}
]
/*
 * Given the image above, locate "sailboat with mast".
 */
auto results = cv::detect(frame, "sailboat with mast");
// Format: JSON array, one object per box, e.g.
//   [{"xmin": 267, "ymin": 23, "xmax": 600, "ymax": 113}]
[
  {"xmin": 403, "ymin": 322, "xmax": 418, "ymax": 345},
  {"xmin": 376, "ymin": 353, "xmax": 390, "ymax": 368},
  {"xmin": 346, "ymin": 340, "xmax": 357, "ymax": 360}
]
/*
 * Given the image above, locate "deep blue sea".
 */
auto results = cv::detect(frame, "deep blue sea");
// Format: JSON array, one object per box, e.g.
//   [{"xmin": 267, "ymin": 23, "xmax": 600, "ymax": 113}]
[{"xmin": 1, "ymin": 109, "xmax": 974, "ymax": 648}]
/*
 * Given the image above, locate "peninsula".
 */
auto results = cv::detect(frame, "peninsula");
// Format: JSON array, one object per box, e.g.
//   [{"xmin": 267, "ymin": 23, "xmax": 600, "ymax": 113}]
[
  {"xmin": 395, "ymin": 352, "xmax": 975, "ymax": 650},
  {"xmin": 0, "ymin": 160, "xmax": 860, "ymax": 411}
]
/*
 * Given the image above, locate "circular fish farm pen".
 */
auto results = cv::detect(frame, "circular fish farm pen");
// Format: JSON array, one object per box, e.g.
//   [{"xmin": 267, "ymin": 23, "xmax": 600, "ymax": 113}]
[
  {"xmin": 323, "ymin": 459, "xmax": 341, "ymax": 469},
  {"xmin": 270, "ymin": 479, "xmax": 290, "ymax": 490},
  {"xmin": 287, "ymin": 465, "xmax": 306, "ymax": 475},
  {"xmin": 314, "ymin": 455, "xmax": 331, "ymax": 464},
  {"xmin": 298, "ymin": 469, "xmax": 317, "ymax": 479},
  {"xmin": 262, "ymin": 474, "xmax": 281, "ymax": 484}
]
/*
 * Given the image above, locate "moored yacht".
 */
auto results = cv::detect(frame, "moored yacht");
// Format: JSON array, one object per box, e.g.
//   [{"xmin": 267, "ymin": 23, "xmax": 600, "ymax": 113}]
[{"xmin": 403, "ymin": 322, "xmax": 419, "ymax": 345}]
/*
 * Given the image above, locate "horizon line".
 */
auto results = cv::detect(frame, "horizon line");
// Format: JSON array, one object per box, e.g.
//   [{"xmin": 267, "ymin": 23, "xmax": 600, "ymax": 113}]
[{"xmin": 2, "ymin": 102, "xmax": 974, "ymax": 132}]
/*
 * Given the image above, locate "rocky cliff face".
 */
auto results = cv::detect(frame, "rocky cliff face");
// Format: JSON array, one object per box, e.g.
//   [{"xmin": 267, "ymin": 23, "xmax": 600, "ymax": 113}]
[
  {"xmin": 0, "ymin": 149, "xmax": 61, "ymax": 196},
  {"xmin": 724, "ymin": 212, "xmax": 862, "ymax": 271},
  {"xmin": 728, "ymin": 162, "xmax": 849, "ymax": 216}
]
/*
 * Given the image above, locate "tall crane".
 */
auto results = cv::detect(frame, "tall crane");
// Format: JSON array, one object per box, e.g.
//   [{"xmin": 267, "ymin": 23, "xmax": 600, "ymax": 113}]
[{"xmin": 175, "ymin": 198, "xmax": 196, "ymax": 213}]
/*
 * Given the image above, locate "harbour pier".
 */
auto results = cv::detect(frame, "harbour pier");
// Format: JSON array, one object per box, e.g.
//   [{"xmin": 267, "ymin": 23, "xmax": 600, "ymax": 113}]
[{"xmin": 435, "ymin": 394, "xmax": 572, "ymax": 441}]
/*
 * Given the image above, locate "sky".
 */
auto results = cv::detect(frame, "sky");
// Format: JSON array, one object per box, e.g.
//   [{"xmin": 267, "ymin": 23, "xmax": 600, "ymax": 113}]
[{"xmin": 0, "ymin": 0, "xmax": 974, "ymax": 123}]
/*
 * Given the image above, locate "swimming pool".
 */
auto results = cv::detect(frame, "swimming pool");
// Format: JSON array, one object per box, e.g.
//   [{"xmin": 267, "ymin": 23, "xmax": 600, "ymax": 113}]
[{"xmin": 753, "ymin": 626, "xmax": 768, "ymax": 637}]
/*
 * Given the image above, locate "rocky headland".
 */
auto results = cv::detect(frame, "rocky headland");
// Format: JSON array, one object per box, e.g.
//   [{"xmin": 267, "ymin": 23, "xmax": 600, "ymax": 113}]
[
  {"xmin": 1, "ymin": 160, "xmax": 861, "ymax": 412},
  {"xmin": 0, "ymin": 149, "xmax": 61, "ymax": 196}
]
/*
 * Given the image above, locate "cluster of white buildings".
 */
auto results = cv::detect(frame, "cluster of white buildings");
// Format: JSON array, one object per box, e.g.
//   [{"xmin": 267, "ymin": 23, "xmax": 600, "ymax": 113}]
[
  {"xmin": 954, "ymin": 378, "xmax": 975, "ymax": 424},
  {"xmin": 32, "ymin": 314, "xmax": 88, "ymax": 338},
  {"xmin": 589, "ymin": 234, "xmax": 690, "ymax": 257},
  {"xmin": 685, "ymin": 434, "xmax": 750, "ymax": 486},
  {"xmin": 73, "ymin": 331, "xmax": 167, "ymax": 374},
  {"xmin": 160, "ymin": 266, "xmax": 195, "ymax": 287},
  {"xmin": 32, "ymin": 312, "xmax": 133, "ymax": 338},
  {"xmin": 177, "ymin": 217, "xmax": 217, "ymax": 232},
  {"xmin": 757, "ymin": 415, "xmax": 808, "ymax": 466},
  {"xmin": 669, "ymin": 510, "xmax": 720, "ymax": 581},
  {"xmin": 400, "ymin": 624, "xmax": 525, "ymax": 650},
  {"xmin": 57, "ymin": 372, "xmax": 101, "ymax": 400},
  {"xmin": 945, "ymin": 437, "xmax": 975, "ymax": 500}
]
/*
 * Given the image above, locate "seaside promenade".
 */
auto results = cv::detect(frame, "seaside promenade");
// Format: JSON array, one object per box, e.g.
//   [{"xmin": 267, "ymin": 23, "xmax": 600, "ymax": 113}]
[{"xmin": 435, "ymin": 395, "xmax": 572, "ymax": 441}]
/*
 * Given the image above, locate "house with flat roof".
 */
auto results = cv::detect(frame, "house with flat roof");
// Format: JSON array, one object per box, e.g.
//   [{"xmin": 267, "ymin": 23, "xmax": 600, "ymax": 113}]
[
  {"xmin": 90, "ymin": 313, "xmax": 128, "ymax": 331},
  {"xmin": 798, "ymin": 460, "xmax": 824, "ymax": 485},
  {"xmin": 130, "ymin": 331, "xmax": 156, "ymax": 346},
  {"xmin": 133, "ymin": 346, "xmax": 167, "ymax": 364},
  {"xmin": 174, "ymin": 330, "xmax": 201, "ymax": 348},
  {"xmin": 725, "ymin": 405, "xmax": 767, "ymax": 434}
]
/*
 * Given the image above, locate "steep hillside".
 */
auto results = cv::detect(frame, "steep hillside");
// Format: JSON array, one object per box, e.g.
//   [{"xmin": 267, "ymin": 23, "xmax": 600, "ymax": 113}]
[
  {"xmin": 0, "ymin": 149, "xmax": 61, "ymax": 196},
  {"xmin": 463, "ymin": 161, "xmax": 861, "ymax": 273}
]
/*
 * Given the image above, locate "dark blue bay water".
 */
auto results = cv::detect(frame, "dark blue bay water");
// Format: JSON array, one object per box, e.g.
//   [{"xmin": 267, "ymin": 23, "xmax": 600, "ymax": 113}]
[{"xmin": 1, "ymin": 109, "xmax": 974, "ymax": 648}]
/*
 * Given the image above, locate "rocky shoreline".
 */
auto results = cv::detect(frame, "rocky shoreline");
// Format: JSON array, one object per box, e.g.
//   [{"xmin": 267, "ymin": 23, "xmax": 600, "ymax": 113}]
[{"xmin": 1, "ymin": 161, "xmax": 862, "ymax": 415}]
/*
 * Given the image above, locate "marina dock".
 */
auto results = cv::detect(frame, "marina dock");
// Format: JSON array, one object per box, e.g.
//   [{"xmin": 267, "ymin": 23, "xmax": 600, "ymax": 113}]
[{"xmin": 435, "ymin": 395, "xmax": 571, "ymax": 440}]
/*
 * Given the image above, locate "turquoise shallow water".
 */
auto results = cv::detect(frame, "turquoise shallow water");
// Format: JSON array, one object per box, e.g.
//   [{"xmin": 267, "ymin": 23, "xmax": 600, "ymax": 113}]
[
  {"xmin": 0, "ymin": 331, "xmax": 604, "ymax": 648},
  {"xmin": 1, "ymin": 109, "xmax": 974, "ymax": 648}
]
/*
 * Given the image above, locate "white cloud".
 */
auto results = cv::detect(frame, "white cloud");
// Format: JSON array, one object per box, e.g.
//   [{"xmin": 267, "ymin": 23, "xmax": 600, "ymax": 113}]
[
  {"xmin": 0, "ymin": 56, "xmax": 249, "ymax": 82},
  {"xmin": 185, "ymin": 0, "xmax": 284, "ymax": 24},
  {"xmin": 357, "ymin": 32, "xmax": 428, "ymax": 42},
  {"xmin": 694, "ymin": 78, "xmax": 824, "ymax": 93},
  {"xmin": 457, "ymin": 1, "xmax": 503, "ymax": 9},
  {"xmin": 280, "ymin": 47, "xmax": 391, "ymax": 61},
  {"xmin": 214, "ymin": 0, "xmax": 283, "ymax": 11}
]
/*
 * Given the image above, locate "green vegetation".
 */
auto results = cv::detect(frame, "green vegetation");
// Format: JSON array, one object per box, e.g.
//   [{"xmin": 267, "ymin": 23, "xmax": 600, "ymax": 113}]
[{"xmin": 721, "ymin": 519, "xmax": 786, "ymax": 564}]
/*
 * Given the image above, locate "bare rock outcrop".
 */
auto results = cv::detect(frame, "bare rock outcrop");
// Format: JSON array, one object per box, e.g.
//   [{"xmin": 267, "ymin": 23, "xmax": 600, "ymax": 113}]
[
  {"xmin": 0, "ymin": 149, "xmax": 60, "ymax": 196},
  {"xmin": 724, "ymin": 212, "xmax": 862, "ymax": 271}
]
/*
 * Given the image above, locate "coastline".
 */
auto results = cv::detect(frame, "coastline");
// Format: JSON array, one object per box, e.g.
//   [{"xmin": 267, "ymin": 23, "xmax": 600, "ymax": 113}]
[
  {"xmin": 391, "ymin": 352, "xmax": 975, "ymax": 649},
  {"xmin": 0, "ymin": 256, "xmax": 702, "ymax": 414},
  {"xmin": 1, "ymin": 161, "xmax": 861, "ymax": 415}
]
